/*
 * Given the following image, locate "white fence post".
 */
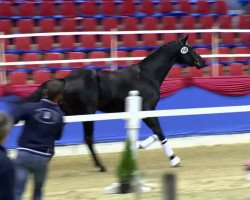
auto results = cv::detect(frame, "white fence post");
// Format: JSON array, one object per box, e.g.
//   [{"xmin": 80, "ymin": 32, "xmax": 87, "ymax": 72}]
[{"xmin": 125, "ymin": 90, "xmax": 142, "ymax": 155}]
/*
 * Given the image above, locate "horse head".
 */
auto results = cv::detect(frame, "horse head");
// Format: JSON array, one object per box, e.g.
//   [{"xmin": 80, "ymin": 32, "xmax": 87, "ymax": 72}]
[{"xmin": 175, "ymin": 34, "xmax": 206, "ymax": 69}]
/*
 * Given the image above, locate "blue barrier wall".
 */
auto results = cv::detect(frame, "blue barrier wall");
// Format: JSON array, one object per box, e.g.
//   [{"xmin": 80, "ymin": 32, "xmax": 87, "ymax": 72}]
[{"xmin": 2, "ymin": 86, "xmax": 250, "ymax": 149}]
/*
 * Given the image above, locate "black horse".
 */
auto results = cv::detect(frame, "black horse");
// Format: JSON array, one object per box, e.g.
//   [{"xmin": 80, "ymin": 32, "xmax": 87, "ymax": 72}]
[{"xmin": 23, "ymin": 35, "xmax": 205, "ymax": 172}]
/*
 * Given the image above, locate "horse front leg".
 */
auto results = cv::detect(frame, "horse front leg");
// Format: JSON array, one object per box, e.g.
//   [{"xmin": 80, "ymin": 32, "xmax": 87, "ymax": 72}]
[
  {"xmin": 141, "ymin": 117, "xmax": 181, "ymax": 167},
  {"xmin": 83, "ymin": 121, "xmax": 106, "ymax": 172}
]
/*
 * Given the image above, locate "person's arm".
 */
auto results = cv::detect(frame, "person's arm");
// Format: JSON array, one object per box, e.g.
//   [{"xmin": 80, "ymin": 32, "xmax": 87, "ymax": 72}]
[
  {"xmin": 9, "ymin": 104, "xmax": 30, "ymax": 124},
  {"xmin": 55, "ymin": 117, "xmax": 64, "ymax": 140}
]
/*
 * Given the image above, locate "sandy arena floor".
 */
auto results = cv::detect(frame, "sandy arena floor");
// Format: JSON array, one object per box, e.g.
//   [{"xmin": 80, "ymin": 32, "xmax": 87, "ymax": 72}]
[{"xmin": 22, "ymin": 143, "xmax": 250, "ymax": 200}]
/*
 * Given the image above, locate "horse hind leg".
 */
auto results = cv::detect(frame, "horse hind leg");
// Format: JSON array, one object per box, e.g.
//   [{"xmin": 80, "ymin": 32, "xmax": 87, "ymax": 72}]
[
  {"xmin": 141, "ymin": 117, "xmax": 181, "ymax": 167},
  {"xmin": 83, "ymin": 120, "xmax": 106, "ymax": 172}
]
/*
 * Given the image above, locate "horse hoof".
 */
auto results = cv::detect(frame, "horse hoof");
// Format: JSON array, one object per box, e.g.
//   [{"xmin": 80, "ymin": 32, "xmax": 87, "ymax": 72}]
[
  {"xmin": 99, "ymin": 167, "xmax": 107, "ymax": 172},
  {"xmin": 170, "ymin": 156, "xmax": 181, "ymax": 167}
]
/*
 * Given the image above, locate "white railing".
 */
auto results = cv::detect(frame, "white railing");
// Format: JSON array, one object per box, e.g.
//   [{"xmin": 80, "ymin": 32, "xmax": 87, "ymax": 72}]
[
  {"xmin": 0, "ymin": 54, "xmax": 249, "ymax": 66},
  {"xmin": 15, "ymin": 104, "xmax": 250, "ymax": 127},
  {"xmin": 0, "ymin": 29, "xmax": 249, "ymax": 38}
]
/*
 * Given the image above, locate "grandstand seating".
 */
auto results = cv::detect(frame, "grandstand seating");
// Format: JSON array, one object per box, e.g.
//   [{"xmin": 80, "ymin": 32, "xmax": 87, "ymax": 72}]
[
  {"xmin": 33, "ymin": 70, "xmax": 51, "ymax": 84},
  {"xmin": 8, "ymin": 71, "xmax": 27, "ymax": 85},
  {"xmin": 23, "ymin": 53, "xmax": 41, "ymax": 70},
  {"xmin": 166, "ymin": 66, "xmax": 182, "ymax": 78},
  {"xmin": 55, "ymin": 69, "xmax": 71, "ymax": 79},
  {"xmin": 0, "ymin": 0, "xmax": 249, "ymax": 86},
  {"xmin": 44, "ymin": 52, "xmax": 63, "ymax": 69},
  {"xmin": 229, "ymin": 63, "xmax": 245, "ymax": 76},
  {"xmin": 4, "ymin": 54, "xmax": 18, "ymax": 71}
]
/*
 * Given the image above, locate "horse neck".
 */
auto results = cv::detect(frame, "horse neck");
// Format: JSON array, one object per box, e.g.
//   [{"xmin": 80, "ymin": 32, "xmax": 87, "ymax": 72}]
[{"xmin": 139, "ymin": 43, "xmax": 179, "ymax": 88}]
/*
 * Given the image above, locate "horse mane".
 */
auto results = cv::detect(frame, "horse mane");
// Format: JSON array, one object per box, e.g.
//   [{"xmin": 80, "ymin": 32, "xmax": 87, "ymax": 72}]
[{"xmin": 138, "ymin": 40, "xmax": 178, "ymax": 67}]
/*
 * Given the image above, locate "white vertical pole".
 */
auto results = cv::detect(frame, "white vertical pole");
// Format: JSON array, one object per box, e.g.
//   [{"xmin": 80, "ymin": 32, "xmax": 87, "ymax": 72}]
[
  {"xmin": 125, "ymin": 90, "xmax": 142, "ymax": 198},
  {"xmin": 0, "ymin": 32, "xmax": 6, "ymax": 85},
  {"xmin": 111, "ymin": 28, "xmax": 118, "ymax": 71},
  {"xmin": 211, "ymin": 26, "xmax": 219, "ymax": 77},
  {"xmin": 125, "ymin": 90, "xmax": 142, "ymax": 155}
]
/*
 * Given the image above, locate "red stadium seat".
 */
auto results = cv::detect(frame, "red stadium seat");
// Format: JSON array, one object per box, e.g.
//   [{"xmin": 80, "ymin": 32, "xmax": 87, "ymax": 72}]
[
  {"xmin": 229, "ymin": 63, "xmax": 244, "ymax": 76},
  {"xmin": 38, "ymin": 2, "xmax": 55, "ymax": 16},
  {"xmin": 143, "ymin": 17, "xmax": 158, "ymax": 30},
  {"xmin": 18, "ymin": 3, "xmax": 36, "ymax": 17},
  {"xmin": 159, "ymin": 0, "xmax": 173, "ymax": 14},
  {"xmin": 119, "ymin": 34, "xmax": 139, "ymax": 49},
  {"xmin": 218, "ymin": 15, "xmax": 232, "ymax": 29},
  {"xmin": 60, "ymin": 18, "xmax": 77, "ymax": 32},
  {"xmin": 99, "ymin": 35, "xmax": 111, "ymax": 49},
  {"xmin": 17, "ymin": 19, "xmax": 35, "ymax": 33},
  {"xmin": 214, "ymin": 0, "xmax": 228, "ymax": 15},
  {"xmin": 116, "ymin": 51, "xmax": 129, "ymax": 67},
  {"xmin": 179, "ymin": 0, "xmax": 191, "ymax": 14},
  {"xmin": 167, "ymin": 66, "xmax": 182, "ymax": 78},
  {"xmin": 161, "ymin": 33, "xmax": 178, "ymax": 43},
  {"xmin": 9, "ymin": 71, "xmax": 27, "ymax": 85},
  {"xmin": 4, "ymin": 54, "xmax": 18, "ymax": 71},
  {"xmin": 39, "ymin": 19, "xmax": 56, "ymax": 33},
  {"xmin": 14, "ymin": 37, "xmax": 33, "ymax": 52},
  {"xmin": 218, "ymin": 47, "xmax": 230, "ymax": 63},
  {"xmin": 219, "ymin": 33, "xmax": 235, "ymax": 46},
  {"xmin": 196, "ymin": 0, "xmax": 210, "ymax": 14},
  {"xmin": 120, "ymin": 1, "xmax": 135, "ymax": 16},
  {"xmin": 187, "ymin": 33, "xmax": 198, "ymax": 46},
  {"xmin": 141, "ymin": 34, "xmax": 158, "ymax": 48},
  {"xmin": 162, "ymin": 16, "xmax": 177, "ymax": 30},
  {"xmin": 60, "ymin": 1, "xmax": 76, "ymax": 17},
  {"xmin": 44, "ymin": 52, "xmax": 63, "ymax": 69},
  {"xmin": 122, "ymin": 17, "xmax": 138, "ymax": 31},
  {"xmin": 55, "ymin": 70, "xmax": 71, "ymax": 79},
  {"xmin": 141, "ymin": 1, "xmax": 154, "ymax": 15},
  {"xmin": 36, "ymin": 36, "xmax": 54, "ymax": 52},
  {"xmin": 80, "ymin": 1, "xmax": 96, "ymax": 16},
  {"xmin": 58, "ymin": 35, "xmax": 75, "ymax": 51},
  {"xmin": 23, "ymin": 53, "xmax": 41, "ymax": 70},
  {"xmin": 79, "ymin": 35, "xmax": 97, "ymax": 49},
  {"xmin": 102, "ymin": 18, "xmax": 118, "ymax": 31},
  {"xmin": 0, "ymin": 19, "xmax": 12, "ymax": 34},
  {"xmin": 131, "ymin": 50, "xmax": 148, "ymax": 58},
  {"xmin": 33, "ymin": 70, "xmax": 51, "ymax": 84},
  {"xmin": 239, "ymin": 33, "xmax": 250, "ymax": 46},
  {"xmin": 0, "ymin": 3, "xmax": 13, "ymax": 17},
  {"xmin": 102, "ymin": 1, "xmax": 116, "ymax": 16},
  {"xmin": 233, "ymin": 46, "xmax": 250, "ymax": 62},
  {"xmin": 181, "ymin": 16, "xmax": 196, "ymax": 29},
  {"xmin": 200, "ymin": 33, "xmax": 212, "ymax": 46},
  {"xmin": 67, "ymin": 52, "xmax": 85, "ymax": 68},
  {"xmin": 88, "ymin": 51, "xmax": 107, "ymax": 66},
  {"xmin": 81, "ymin": 18, "xmax": 97, "ymax": 31},
  {"xmin": 199, "ymin": 15, "xmax": 214, "ymax": 29},
  {"xmin": 239, "ymin": 15, "xmax": 250, "ymax": 29}
]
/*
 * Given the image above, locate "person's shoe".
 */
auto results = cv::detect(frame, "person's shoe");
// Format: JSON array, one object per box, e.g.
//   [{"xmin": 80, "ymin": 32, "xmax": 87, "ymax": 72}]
[{"xmin": 170, "ymin": 156, "xmax": 181, "ymax": 167}]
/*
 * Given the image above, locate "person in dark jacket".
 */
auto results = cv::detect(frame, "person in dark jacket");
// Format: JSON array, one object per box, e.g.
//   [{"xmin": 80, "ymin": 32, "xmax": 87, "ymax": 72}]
[
  {"xmin": 11, "ymin": 80, "xmax": 64, "ymax": 200},
  {"xmin": 0, "ymin": 112, "xmax": 14, "ymax": 200}
]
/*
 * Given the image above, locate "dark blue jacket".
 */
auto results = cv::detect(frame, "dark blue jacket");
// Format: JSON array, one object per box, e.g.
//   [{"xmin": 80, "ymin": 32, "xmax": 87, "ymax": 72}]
[
  {"xmin": 11, "ymin": 99, "xmax": 64, "ymax": 157},
  {"xmin": 0, "ymin": 145, "xmax": 15, "ymax": 200}
]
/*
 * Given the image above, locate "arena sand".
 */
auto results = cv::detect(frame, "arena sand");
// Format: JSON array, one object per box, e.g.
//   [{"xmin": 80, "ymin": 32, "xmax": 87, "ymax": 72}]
[{"xmin": 22, "ymin": 143, "xmax": 250, "ymax": 200}]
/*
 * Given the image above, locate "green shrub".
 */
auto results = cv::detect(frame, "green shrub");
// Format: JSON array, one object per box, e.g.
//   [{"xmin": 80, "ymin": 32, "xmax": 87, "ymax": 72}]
[{"xmin": 116, "ymin": 139, "xmax": 137, "ymax": 183}]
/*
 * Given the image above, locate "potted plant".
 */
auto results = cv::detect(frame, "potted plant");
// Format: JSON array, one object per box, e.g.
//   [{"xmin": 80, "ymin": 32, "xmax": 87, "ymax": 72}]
[{"xmin": 116, "ymin": 139, "xmax": 137, "ymax": 193}]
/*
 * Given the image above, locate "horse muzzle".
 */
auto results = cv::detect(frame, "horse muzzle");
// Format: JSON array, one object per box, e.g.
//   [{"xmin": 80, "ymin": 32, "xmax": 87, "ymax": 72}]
[{"xmin": 195, "ymin": 59, "xmax": 206, "ymax": 69}]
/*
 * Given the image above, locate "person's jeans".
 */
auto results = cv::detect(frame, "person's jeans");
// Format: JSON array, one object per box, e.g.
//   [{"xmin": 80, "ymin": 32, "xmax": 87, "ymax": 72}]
[{"xmin": 14, "ymin": 151, "xmax": 51, "ymax": 200}]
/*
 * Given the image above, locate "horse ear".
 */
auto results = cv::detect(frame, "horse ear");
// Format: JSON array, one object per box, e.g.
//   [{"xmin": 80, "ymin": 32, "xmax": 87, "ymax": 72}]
[{"xmin": 182, "ymin": 34, "xmax": 189, "ymax": 45}]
